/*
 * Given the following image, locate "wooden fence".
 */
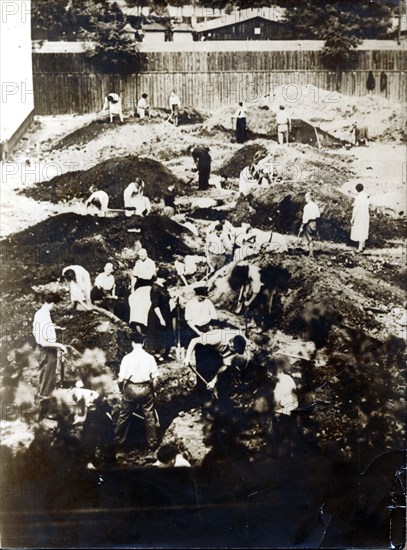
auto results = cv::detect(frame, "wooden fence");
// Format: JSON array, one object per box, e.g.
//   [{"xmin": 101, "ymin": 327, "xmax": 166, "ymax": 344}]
[{"xmin": 32, "ymin": 50, "xmax": 407, "ymax": 114}]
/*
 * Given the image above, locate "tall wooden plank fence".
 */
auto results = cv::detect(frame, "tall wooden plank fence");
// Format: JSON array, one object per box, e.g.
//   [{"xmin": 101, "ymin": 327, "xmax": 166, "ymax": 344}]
[{"xmin": 32, "ymin": 50, "xmax": 407, "ymax": 115}]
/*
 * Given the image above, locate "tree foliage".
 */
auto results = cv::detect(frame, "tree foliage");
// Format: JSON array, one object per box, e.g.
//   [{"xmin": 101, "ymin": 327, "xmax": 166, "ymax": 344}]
[
  {"xmin": 31, "ymin": 0, "xmax": 69, "ymax": 40},
  {"xmin": 278, "ymin": 1, "xmax": 393, "ymax": 40},
  {"xmin": 81, "ymin": 22, "xmax": 141, "ymax": 74}
]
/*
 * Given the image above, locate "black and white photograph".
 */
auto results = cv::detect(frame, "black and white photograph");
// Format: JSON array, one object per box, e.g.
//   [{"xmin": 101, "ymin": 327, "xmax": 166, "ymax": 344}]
[{"xmin": 0, "ymin": 0, "xmax": 406, "ymax": 548}]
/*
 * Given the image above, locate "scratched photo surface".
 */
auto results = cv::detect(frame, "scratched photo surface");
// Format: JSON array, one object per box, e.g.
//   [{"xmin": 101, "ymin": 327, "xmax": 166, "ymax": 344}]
[{"xmin": 1, "ymin": 1, "xmax": 406, "ymax": 548}]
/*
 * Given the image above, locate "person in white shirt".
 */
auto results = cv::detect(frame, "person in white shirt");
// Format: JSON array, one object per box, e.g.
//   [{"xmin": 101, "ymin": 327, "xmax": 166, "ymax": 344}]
[
  {"xmin": 205, "ymin": 224, "xmax": 233, "ymax": 273},
  {"xmin": 94, "ymin": 263, "xmax": 116, "ymax": 295},
  {"xmin": 206, "ymin": 219, "xmax": 236, "ymax": 245},
  {"xmin": 168, "ymin": 91, "xmax": 181, "ymax": 126},
  {"xmin": 123, "ymin": 179, "xmax": 151, "ymax": 217},
  {"xmin": 115, "ymin": 332, "xmax": 159, "ymax": 450},
  {"xmin": 184, "ymin": 286, "xmax": 218, "ymax": 339},
  {"xmin": 231, "ymin": 101, "xmax": 247, "ymax": 144},
  {"xmin": 271, "ymin": 355, "xmax": 298, "ymax": 453},
  {"xmin": 275, "ymin": 105, "xmax": 291, "ymax": 145},
  {"xmin": 32, "ymin": 293, "xmax": 67, "ymax": 419},
  {"xmin": 129, "ymin": 249, "xmax": 156, "ymax": 329},
  {"xmin": 239, "ymin": 164, "xmax": 260, "ymax": 197},
  {"xmin": 91, "ymin": 262, "xmax": 117, "ymax": 310},
  {"xmin": 131, "ymin": 248, "xmax": 157, "ymax": 289},
  {"xmin": 152, "ymin": 444, "xmax": 191, "ymax": 468},
  {"xmin": 102, "ymin": 93, "xmax": 123, "ymax": 123},
  {"xmin": 174, "ymin": 254, "xmax": 201, "ymax": 286},
  {"xmin": 137, "ymin": 93, "xmax": 150, "ymax": 119},
  {"xmin": 350, "ymin": 183, "xmax": 370, "ymax": 252},
  {"xmin": 298, "ymin": 192, "xmax": 320, "ymax": 257},
  {"xmin": 85, "ymin": 188, "xmax": 109, "ymax": 217},
  {"xmin": 62, "ymin": 265, "xmax": 92, "ymax": 308}
]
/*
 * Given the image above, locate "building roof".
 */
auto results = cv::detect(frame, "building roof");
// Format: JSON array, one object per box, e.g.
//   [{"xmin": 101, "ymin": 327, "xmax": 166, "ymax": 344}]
[
  {"xmin": 142, "ymin": 22, "xmax": 167, "ymax": 31},
  {"xmin": 121, "ymin": 23, "xmax": 138, "ymax": 34},
  {"xmin": 195, "ymin": 8, "xmax": 285, "ymax": 33},
  {"xmin": 173, "ymin": 22, "xmax": 194, "ymax": 32}
]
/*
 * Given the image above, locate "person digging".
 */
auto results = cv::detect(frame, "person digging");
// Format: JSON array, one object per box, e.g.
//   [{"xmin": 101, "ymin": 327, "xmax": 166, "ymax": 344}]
[{"xmin": 184, "ymin": 329, "xmax": 249, "ymax": 399}]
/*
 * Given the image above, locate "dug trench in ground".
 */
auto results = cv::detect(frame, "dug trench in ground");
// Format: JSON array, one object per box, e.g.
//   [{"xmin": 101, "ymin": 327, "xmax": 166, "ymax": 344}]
[{"xmin": 1, "ymin": 231, "xmax": 405, "ymax": 468}]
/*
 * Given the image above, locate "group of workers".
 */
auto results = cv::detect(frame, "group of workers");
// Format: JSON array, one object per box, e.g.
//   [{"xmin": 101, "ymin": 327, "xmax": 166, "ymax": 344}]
[
  {"xmin": 102, "ymin": 90, "xmax": 181, "ymax": 125},
  {"xmin": 28, "ymin": 99, "xmax": 372, "ymax": 463}
]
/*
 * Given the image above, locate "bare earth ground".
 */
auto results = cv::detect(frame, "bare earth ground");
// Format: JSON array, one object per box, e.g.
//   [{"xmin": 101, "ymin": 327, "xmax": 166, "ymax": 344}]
[
  {"xmin": 1, "ymin": 112, "xmax": 405, "ymax": 237},
  {"xmin": 0, "ymin": 94, "xmax": 406, "ymax": 547}
]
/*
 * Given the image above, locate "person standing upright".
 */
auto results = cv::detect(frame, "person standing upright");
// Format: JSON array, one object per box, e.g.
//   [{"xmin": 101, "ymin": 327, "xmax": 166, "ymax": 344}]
[
  {"xmin": 146, "ymin": 271, "xmax": 174, "ymax": 362},
  {"xmin": 275, "ymin": 105, "xmax": 291, "ymax": 145},
  {"xmin": 350, "ymin": 183, "xmax": 370, "ymax": 253},
  {"xmin": 32, "ymin": 293, "xmax": 67, "ymax": 419},
  {"xmin": 231, "ymin": 102, "xmax": 247, "ymax": 144},
  {"xmin": 115, "ymin": 332, "xmax": 159, "ymax": 451},
  {"xmin": 169, "ymin": 91, "xmax": 181, "ymax": 126},
  {"xmin": 298, "ymin": 192, "xmax": 320, "ymax": 258}
]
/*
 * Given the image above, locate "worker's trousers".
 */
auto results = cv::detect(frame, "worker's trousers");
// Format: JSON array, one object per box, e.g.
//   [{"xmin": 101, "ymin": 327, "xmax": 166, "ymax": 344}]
[
  {"xmin": 115, "ymin": 381, "xmax": 158, "ymax": 448},
  {"xmin": 37, "ymin": 345, "xmax": 58, "ymax": 420}
]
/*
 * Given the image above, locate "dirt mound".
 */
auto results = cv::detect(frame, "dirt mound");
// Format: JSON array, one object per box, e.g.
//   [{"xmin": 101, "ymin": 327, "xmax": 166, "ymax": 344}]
[
  {"xmin": 229, "ymin": 181, "xmax": 404, "ymax": 245},
  {"xmin": 218, "ymin": 141, "xmax": 354, "ymax": 184},
  {"xmin": 203, "ymin": 86, "xmax": 406, "ymax": 143},
  {"xmin": 202, "ymin": 105, "xmax": 344, "ymax": 146},
  {"xmin": 178, "ymin": 107, "xmax": 206, "ymax": 126},
  {"xmin": 20, "ymin": 156, "xmax": 183, "ymax": 207},
  {"xmin": 217, "ymin": 143, "xmax": 268, "ymax": 178},
  {"xmin": 54, "ymin": 119, "xmax": 114, "ymax": 150},
  {"xmin": 267, "ymin": 85, "xmax": 406, "ymax": 142},
  {"xmin": 1, "ymin": 213, "xmax": 197, "ymax": 291}
]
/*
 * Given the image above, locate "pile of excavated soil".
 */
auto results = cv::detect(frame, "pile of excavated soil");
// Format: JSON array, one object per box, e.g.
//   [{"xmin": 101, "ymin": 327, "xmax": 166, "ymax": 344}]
[
  {"xmin": 211, "ymin": 250, "xmax": 404, "ymax": 338},
  {"xmin": 217, "ymin": 141, "xmax": 355, "ymax": 187},
  {"xmin": 217, "ymin": 143, "xmax": 268, "ymax": 178},
  {"xmin": 229, "ymin": 181, "xmax": 404, "ymax": 245},
  {"xmin": 1, "ymin": 213, "xmax": 197, "ymax": 292},
  {"xmin": 267, "ymin": 85, "xmax": 406, "ymax": 143},
  {"xmin": 202, "ymin": 86, "xmax": 406, "ymax": 143},
  {"xmin": 208, "ymin": 251, "xmax": 405, "ymax": 462},
  {"xmin": 53, "ymin": 108, "xmax": 204, "ymax": 152},
  {"xmin": 54, "ymin": 119, "xmax": 116, "ymax": 150},
  {"xmin": 219, "ymin": 141, "xmax": 354, "ymax": 183},
  {"xmin": 178, "ymin": 107, "xmax": 206, "ymax": 126},
  {"xmin": 20, "ymin": 156, "xmax": 183, "ymax": 207}
]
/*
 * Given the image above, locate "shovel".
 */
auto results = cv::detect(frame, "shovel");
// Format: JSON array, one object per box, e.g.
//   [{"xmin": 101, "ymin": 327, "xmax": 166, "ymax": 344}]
[
  {"xmin": 175, "ymin": 298, "xmax": 186, "ymax": 361},
  {"xmin": 132, "ymin": 409, "xmax": 160, "ymax": 428},
  {"xmin": 185, "ymin": 361, "xmax": 218, "ymax": 399}
]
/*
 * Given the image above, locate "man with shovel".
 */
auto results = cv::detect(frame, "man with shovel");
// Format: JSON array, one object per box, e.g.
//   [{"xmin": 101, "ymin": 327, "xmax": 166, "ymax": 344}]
[{"xmin": 184, "ymin": 329, "xmax": 249, "ymax": 397}]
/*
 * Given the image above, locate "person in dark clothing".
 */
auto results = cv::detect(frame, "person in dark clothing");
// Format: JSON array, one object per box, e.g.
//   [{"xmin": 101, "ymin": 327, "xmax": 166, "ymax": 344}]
[
  {"xmin": 380, "ymin": 71, "xmax": 388, "ymax": 97},
  {"xmin": 190, "ymin": 145, "xmax": 211, "ymax": 191},
  {"xmin": 231, "ymin": 102, "xmax": 247, "ymax": 144},
  {"xmin": 366, "ymin": 71, "xmax": 375, "ymax": 93},
  {"xmin": 146, "ymin": 271, "xmax": 174, "ymax": 361}
]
